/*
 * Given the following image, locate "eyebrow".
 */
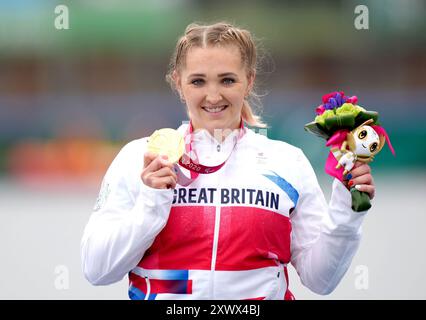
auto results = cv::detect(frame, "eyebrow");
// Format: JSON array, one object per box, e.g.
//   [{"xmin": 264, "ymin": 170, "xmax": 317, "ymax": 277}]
[{"xmin": 188, "ymin": 72, "xmax": 238, "ymax": 78}]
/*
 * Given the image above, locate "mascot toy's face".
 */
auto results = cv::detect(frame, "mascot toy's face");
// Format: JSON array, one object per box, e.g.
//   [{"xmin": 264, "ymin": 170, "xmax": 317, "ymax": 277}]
[
  {"xmin": 347, "ymin": 120, "xmax": 386, "ymax": 161},
  {"xmin": 351, "ymin": 125, "xmax": 380, "ymax": 157}
]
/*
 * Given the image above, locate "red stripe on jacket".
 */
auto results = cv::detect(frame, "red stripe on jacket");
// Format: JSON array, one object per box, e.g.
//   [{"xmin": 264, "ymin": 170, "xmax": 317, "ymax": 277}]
[{"xmin": 139, "ymin": 205, "xmax": 291, "ymax": 271}]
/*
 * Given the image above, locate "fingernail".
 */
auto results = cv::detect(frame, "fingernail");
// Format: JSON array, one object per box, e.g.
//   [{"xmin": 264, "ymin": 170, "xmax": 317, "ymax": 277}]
[
  {"xmin": 161, "ymin": 154, "xmax": 169, "ymax": 160},
  {"xmin": 348, "ymin": 180, "xmax": 354, "ymax": 187},
  {"xmin": 346, "ymin": 173, "xmax": 352, "ymax": 180},
  {"xmin": 355, "ymin": 185, "xmax": 361, "ymax": 190}
]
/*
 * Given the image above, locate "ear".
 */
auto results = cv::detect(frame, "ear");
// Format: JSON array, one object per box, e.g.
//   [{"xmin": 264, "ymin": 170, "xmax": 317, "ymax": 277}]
[
  {"xmin": 172, "ymin": 70, "xmax": 183, "ymax": 96},
  {"xmin": 246, "ymin": 69, "xmax": 256, "ymax": 96}
]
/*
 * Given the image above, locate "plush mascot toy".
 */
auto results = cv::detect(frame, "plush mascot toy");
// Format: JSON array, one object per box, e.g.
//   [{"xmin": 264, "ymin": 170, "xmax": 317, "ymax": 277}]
[{"xmin": 305, "ymin": 91, "xmax": 395, "ymax": 212}]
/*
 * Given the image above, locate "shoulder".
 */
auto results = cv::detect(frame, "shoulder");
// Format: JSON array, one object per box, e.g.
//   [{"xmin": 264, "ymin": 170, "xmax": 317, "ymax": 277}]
[
  {"xmin": 118, "ymin": 137, "xmax": 149, "ymax": 158},
  {"xmin": 247, "ymin": 130, "xmax": 319, "ymax": 194},
  {"xmin": 105, "ymin": 137, "xmax": 148, "ymax": 177},
  {"xmin": 246, "ymin": 128, "xmax": 306, "ymax": 162}
]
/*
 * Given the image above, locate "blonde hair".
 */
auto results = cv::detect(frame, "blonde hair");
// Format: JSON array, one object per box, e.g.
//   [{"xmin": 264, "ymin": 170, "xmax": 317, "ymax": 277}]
[{"xmin": 166, "ymin": 22, "xmax": 267, "ymax": 128}]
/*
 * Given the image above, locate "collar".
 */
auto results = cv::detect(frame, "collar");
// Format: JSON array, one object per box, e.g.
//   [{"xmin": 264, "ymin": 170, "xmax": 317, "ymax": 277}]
[{"xmin": 176, "ymin": 123, "xmax": 246, "ymax": 148}]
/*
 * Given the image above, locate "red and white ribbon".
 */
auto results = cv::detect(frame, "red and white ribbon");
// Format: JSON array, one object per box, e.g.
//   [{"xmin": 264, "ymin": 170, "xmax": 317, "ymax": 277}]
[{"xmin": 174, "ymin": 120, "xmax": 245, "ymax": 186}]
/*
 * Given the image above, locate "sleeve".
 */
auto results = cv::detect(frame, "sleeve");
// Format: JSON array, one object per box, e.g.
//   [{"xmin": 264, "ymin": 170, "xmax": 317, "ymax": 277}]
[
  {"xmin": 290, "ymin": 149, "xmax": 369, "ymax": 295},
  {"xmin": 80, "ymin": 140, "xmax": 174, "ymax": 285}
]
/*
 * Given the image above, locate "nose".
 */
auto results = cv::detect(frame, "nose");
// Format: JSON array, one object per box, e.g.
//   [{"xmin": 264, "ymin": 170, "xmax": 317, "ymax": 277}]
[{"xmin": 205, "ymin": 85, "xmax": 223, "ymax": 105}]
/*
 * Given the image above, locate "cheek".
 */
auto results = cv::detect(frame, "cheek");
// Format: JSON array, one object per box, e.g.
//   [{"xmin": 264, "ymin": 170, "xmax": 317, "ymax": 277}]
[
  {"xmin": 184, "ymin": 89, "xmax": 203, "ymax": 106},
  {"xmin": 355, "ymin": 140, "xmax": 366, "ymax": 153},
  {"xmin": 227, "ymin": 89, "xmax": 246, "ymax": 107}
]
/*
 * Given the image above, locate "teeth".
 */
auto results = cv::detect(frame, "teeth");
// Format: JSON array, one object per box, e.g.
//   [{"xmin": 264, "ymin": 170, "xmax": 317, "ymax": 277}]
[{"xmin": 203, "ymin": 105, "xmax": 227, "ymax": 113}]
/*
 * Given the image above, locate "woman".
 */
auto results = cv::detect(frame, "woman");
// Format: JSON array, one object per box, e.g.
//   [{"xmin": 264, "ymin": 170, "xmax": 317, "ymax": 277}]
[{"xmin": 81, "ymin": 22, "xmax": 374, "ymax": 300}]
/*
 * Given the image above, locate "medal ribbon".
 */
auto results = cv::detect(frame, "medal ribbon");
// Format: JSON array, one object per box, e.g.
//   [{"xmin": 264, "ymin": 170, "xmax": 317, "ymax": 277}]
[{"xmin": 175, "ymin": 119, "xmax": 245, "ymax": 185}]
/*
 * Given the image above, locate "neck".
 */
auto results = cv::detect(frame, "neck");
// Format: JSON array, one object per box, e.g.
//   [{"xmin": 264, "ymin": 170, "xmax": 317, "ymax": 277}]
[
  {"xmin": 191, "ymin": 120, "xmax": 243, "ymax": 143},
  {"xmin": 211, "ymin": 127, "xmax": 240, "ymax": 143}
]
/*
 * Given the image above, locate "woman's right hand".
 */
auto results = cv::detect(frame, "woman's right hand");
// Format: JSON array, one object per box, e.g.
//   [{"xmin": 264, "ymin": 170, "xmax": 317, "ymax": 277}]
[{"xmin": 141, "ymin": 152, "xmax": 177, "ymax": 189}]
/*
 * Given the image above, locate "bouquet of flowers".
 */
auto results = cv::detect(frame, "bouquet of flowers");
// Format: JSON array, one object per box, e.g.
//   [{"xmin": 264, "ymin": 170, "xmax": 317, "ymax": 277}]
[{"xmin": 304, "ymin": 91, "xmax": 395, "ymax": 212}]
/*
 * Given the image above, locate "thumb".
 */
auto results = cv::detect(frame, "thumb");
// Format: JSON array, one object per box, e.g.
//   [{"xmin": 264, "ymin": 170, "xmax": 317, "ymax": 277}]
[{"xmin": 144, "ymin": 152, "xmax": 157, "ymax": 169}]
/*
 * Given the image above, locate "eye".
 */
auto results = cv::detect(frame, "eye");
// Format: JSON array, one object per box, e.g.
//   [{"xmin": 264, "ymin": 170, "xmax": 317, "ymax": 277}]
[
  {"xmin": 370, "ymin": 142, "xmax": 378, "ymax": 153},
  {"xmin": 222, "ymin": 78, "xmax": 235, "ymax": 85},
  {"xmin": 191, "ymin": 79, "xmax": 204, "ymax": 86},
  {"xmin": 358, "ymin": 130, "xmax": 367, "ymax": 139}
]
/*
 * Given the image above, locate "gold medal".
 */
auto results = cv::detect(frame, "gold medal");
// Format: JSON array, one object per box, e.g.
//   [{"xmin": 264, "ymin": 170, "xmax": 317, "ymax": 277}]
[{"xmin": 147, "ymin": 128, "xmax": 185, "ymax": 163}]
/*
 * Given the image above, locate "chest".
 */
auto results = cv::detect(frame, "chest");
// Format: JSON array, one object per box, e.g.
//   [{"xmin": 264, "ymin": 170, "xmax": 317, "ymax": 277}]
[{"xmin": 173, "ymin": 144, "xmax": 300, "ymax": 218}]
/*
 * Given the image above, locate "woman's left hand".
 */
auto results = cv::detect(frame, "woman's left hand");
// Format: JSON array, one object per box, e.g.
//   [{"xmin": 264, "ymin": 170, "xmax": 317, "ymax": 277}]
[{"xmin": 345, "ymin": 161, "xmax": 375, "ymax": 199}]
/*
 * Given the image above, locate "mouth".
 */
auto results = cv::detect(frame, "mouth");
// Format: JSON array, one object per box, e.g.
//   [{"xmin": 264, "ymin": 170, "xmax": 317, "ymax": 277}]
[
  {"xmin": 202, "ymin": 105, "xmax": 229, "ymax": 113},
  {"xmin": 362, "ymin": 143, "xmax": 366, "ymax": 148}
]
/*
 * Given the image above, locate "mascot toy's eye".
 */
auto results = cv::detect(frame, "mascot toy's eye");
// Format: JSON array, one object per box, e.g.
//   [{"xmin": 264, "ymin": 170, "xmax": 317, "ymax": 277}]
[
  {"xmin": 358, "ymin": 130, "xmax": 367, "ymax": 139},
  {"xmin": 370, "ymin": 142, "xmax": 378, "ymax": 153}
]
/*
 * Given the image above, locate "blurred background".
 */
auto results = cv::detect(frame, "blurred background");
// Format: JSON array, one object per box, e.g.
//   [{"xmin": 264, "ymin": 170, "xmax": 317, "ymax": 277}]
[{"xmin": 0, "ymin": 0, "xmax": 425, "ymax": 299}]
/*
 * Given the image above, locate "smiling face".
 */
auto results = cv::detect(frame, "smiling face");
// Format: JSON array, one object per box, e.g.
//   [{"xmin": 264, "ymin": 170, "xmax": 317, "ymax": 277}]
[
  {"xmin": 350, "ymin": 125, "xmax": 381, "ymax": 157},
  {"xmin": 174, "ymin": 45, "xmax": 254, "ymax": 135}
]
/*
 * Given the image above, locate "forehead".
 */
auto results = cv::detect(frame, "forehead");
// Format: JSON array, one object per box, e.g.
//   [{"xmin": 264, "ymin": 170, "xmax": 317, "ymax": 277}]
[
  {"xmin": 356, "ymin": 125, "xmax": 378, "ymax": 137},
  {"xmin": 183, "ymin": 45, "xmax": 244, "ymax": 74}
]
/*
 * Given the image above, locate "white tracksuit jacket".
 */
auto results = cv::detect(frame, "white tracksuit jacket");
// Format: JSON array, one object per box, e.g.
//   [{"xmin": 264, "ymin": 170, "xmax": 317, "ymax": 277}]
[{"xmin": 81, "ymin": 124, "xmax": 368, "ymax": 300}]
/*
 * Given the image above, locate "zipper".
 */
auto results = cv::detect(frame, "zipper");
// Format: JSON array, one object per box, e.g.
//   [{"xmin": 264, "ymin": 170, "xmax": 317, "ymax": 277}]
[
  {"xmin": 209, "ymin": 169, "xmax": 222, "ymax": 299},
  {"xmin": 210, "ymin": 202, "xmax": 221, "ymax": 299}
]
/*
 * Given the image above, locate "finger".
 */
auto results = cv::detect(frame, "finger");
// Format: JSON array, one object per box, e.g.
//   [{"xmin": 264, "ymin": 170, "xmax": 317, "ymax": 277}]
[
  {"xmin": 148, "ymin": 166, "xmax": 177, "ymax": 181},
  {"xmin": 167, "ymin": 176, "xmax": 177, "ymax": 189},
  {"xmin": 354, "ymin": 184, "xmax": 375, "ymax": 200},
  {"xmin": 151, "ymin": 175, "xmax": 177, "ymax": 189},
  {"xmin": 353, "ymin": 161, "xmax": 364, "ymax": 168},
  {"xmin": 157, "ymin": 155, "xmax": 174, "ymax": 169},
  {"xmin": 348, "ymin": 174, "xmax": 374, "ymax": 188},
  {"xmin": 344, "ymin": 162, "xmax": 365, "ymax": 180},
  {"xmin": 144, "ymin": 171, "xmax": 177, "ymax": 189},
  {"xmin": 350, "ymin": 163, "xmax": 371, "ymax": 179},
  {"xmin": 159, "ymin": 155, "xmax": 174, "ymax": 168},
  {"xmin": 145, "ymin": 154, "xmax": 173, "ymax": 173},
  {"xmin": 144, "ymin": 152, "xmax": 158, "ymax": 169}
]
